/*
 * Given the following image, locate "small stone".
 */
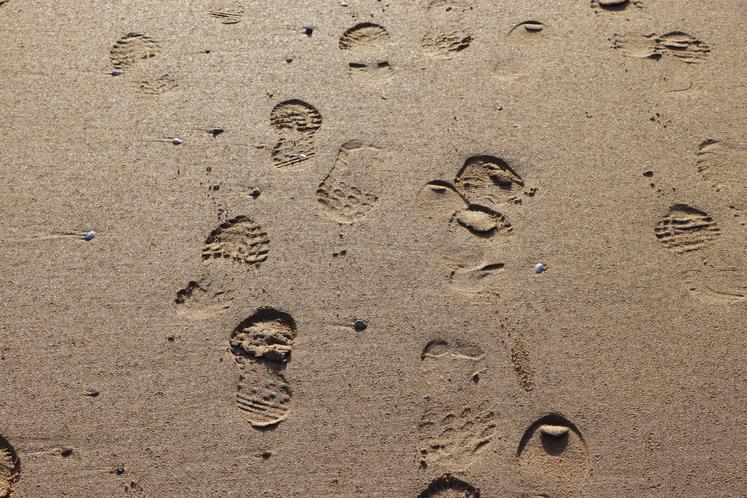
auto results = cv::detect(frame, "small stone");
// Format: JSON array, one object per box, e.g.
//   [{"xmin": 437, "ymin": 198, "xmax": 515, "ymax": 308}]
[
  {"xmin": 354, "ymin": 319, "xmax": 368, "ymax": 331},
  {"xmin": 111, "ymin": 70, "xmax": 123, "ymax": 76},
  {"xmin": 211, "ymin": 127, "xmax": 224, "ymax": 137},
  {"xmin": 643, "ymin": 170, "xmax": 654, "ymax": 177},
  {"xmin": 83, "ymin": 231, "xmax": 96, "ymax": 241},
  {"xmin": 304, "ymin": 26, "xmax": 314, "ymax": 36},
  {"xmin": 60, "ymin": 447, "xmax": 73, "ymax": 457},
  {"xmin": 534, "ymin": 263, "xmax": 545, "ymax": 273},
  {"xmin": 115, "ymin": 463, "xmax": 125, "ymax": 475},
  {"xmin": 250, "ymin": 187, "xmax": 262, "ymax": 197},
  {"xmin": 171, "ymin": 138, "xmax": 183, "ymax": 145},
  {"xmin": 261, "ymin": 451, "xmax": 272, "ymax": 460},
  {"xmin": 539, "ymin": 424, "xmax": 569, "ymax": 437},
  {"xmin": 84, "ymin": 388, "xmax": 100, "ymax": 397}
]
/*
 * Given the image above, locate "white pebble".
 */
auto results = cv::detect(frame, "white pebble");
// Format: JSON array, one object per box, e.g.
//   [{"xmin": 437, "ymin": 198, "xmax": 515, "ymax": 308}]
[{"xmin": 534, "ymin": 263, "xmax": 545, "ymax": 273}]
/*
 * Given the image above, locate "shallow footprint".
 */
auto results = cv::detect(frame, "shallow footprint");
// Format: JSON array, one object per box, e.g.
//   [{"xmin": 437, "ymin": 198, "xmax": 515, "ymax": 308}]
[
  {"xmin": 202, "ymin": 215, "xmax": 270, "ymax": 267},
  {"xmin": 696, "ymin": 139, "xmax": 747, "ymax": 194},
  {"xmin": 229, "ymin": 308, "xmax": 297, "ymax": 427},
  {"xmin": 653, "ymin": 204, "xmax": 720, "ymax": 255},
  {"xmin": 110, "ymin": 32, "xmax": 161, "ymax": 72},
  {"xmin": 0, "ymin": 436, "xmax": 20, "ymax": 498},
  {"xmin": 418, "ymin": 339, "xmax": 496, "ymax": 471},
  {"xmin": 317, "ymin": 140, "xmax": 381, "ymax": 224},
  {"xmin": 270, "ymin": 100, "xmax": 323, "ymax": 171},
  {"xmin": 422, "ymin": 29, "xmax": 473, "ymax": 58},
  {"xmin": 611, "ymin": 32, "xmax": 709, "ymax": 63},
  {"xmin": 340, "ymin": 23, "xmax": 393, "ymax": 83},
  {"xmin": 517, "ymin": 414, "xmax": 590, "ymax": 496},
  {"xmin": 684, "ymin": 267, "xmax": 747, "ymax": 306},
  {"xmin": 418, "ymin": 474, "xmax": 480, "ymax": 497}
]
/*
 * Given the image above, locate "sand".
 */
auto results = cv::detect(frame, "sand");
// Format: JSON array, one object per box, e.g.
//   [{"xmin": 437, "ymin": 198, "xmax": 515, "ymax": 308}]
[{"xmin": 0, "ymin": 0, "xmax": 745, "ymax": 496}]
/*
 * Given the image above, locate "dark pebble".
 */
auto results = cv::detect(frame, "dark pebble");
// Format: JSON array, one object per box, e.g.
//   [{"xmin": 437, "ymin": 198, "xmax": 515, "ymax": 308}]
[
  {"xmin": 84, "ymin": 388, "xmax": 100, "ymax": 397},
  {"xmin": 354, "ymin": 320, "xmax": 368, "ymax": 331}
]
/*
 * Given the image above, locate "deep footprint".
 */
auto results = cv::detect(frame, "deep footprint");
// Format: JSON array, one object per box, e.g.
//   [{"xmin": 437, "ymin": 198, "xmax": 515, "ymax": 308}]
[
  {"xmin": 0, "ymin": 436, "xmax": 19, "ymax": 498},
  {"xmin": 418, "ymin": 474, "xmax": 480, "ymax": 497},
  {"xmin": 202, "ymin": 216, "xmax": 270, "ymax": 267},
  {"xmin": 317, "ymin": 141, "xmax": 381, "ymax": 224},
  {"xmin": 229, "ymin": 308, "xmax": 297, "ymax": 427},
  {"xmin": 418, "ymin": 339, "xmax": 496, "ymax": 471},
  {"xmin": 110, "ymin": 32, "xmax": 161, "ymax": 72},
  {"xmin": 654, "ymin": 204, "xmax": 720, "ymax": 255},
  {"xmin": 517, "ymin": 414, "xmax": 589, "ymax": 496},
  {"xmin": 454, "ymin": 155, "xmax": 526, "ymax": 208},
  {"xmin": 270, "ymin": 100, "xmax": 323, "ymax": 171}
]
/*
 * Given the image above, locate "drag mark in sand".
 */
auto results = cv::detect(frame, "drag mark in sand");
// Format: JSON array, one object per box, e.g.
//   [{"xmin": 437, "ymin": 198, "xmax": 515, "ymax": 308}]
[
  {"xmin": 270, "ymin": 100, "xmax": 322, "ymax": 171},
  {"xmin": 230, "ymin": 308, "xmax": 297, "ymax": 427}
]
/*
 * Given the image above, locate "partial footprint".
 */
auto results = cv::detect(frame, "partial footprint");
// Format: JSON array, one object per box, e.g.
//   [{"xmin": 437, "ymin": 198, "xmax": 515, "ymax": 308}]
[
  {"xmin": 510, "ymin": 338, "xmax": 534, "ymax": 392},
  {"xmin": 591, "ymin": 0, "xmax": 643, "ymax": 12},
  {"xmin": 339, "ymin": 22, "xmax": 390, "ymax": 50},
  {"xmin": 229, "ymin": 308, "xmax": 296, "ymax": 427},
  {"xmin": 418, "ymin": 474, "xmax": 480, "ymax": 497},
  {"xmin": 0, "ymin": 436, "xmax": 19, "ymax": 498},
  {"xmin": 418, "ymin": 339, "xmax": 496, "ymax": 471},
  {"xmin": 451, "ymin": 205, "xmax": 512, "ymax": 238},
  {"xmin": 270, "ymin": 99, "xmax": 322, "ymax": 171},
  {"xmin": 508, "ymin": 21, "xmax": 546, "ymax": 42},
  {"xmin": 422, "ymin": 29, "xmax": 473, "ymax": 58},
  {"xmin": 202, "ymin": 216, "xmax": 270, "ymax": 266},
  {"xmin": 455, "ymin": 155, "xmax": 526, "ymax": 208},
  {"xmin": 133, "ymin": 61, "xmax": 179, "ymax": 95},
  {"xmin": 110, "ymin": 33, "xmax": 161, "ymax": 72},
  {"xmin": 684, "ymin": 268, "xmax": 747, "ymax": 306},
  {"xmin": 517, "ymin": 414, "xmax": 590, "ymax": 496},
  {"xmin": 208, "ymin": 1, "xmax": 244, "ymax": 24},
  {"xmin": 317, "ymin": 141, "xmax": 381, "ymax": 224},
  {"xmin": 696, "ymin": 139, "xmax": 747, "ymax": 193},
  {"xmin": 175, "ymin": 275, "xmax": 233, "ymax": 319},
  {"xmin": 448, "ymin": 261, "xmax": 505, "ymax": 296},
  {"xmin": 654, "ymin": 204, "xmax": 720, "ymax": 255},
  {"xmin": 339, "ymin": 23, "xmax": 393, "ymax": 83},
  {"xmin": 611, "ymin": 32, "xmax": 709, "ymax": 64}
]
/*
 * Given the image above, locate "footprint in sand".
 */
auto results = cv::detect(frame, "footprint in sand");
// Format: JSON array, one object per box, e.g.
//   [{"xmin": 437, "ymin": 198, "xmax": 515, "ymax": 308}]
[
  {"xmin": 507, "ymin": 21, "xmax": 547, "ymax": 43},
  {"xmin": 229, "ymin": 308, "xmax": 297, "ymax": 427},
  {"xmin": 317, "ymin": 141, "xmax": 381, "ymax": 224},
  {"xmin": 339, "ymin": 22, "xmax": 394, "ymax": 83},
  {"xmin": 0, "ymin": 436, "xmax": 20, "ymax": 498},
  {"xmin": 174, "ymin": 272, "xmax": 234, "ymax": 319},
  {"xmin": 510, "ymin": 338, "xmax": 535, "ymax": 392},
  {"xmin": 418, "ymin": 339, "xmax": 496, "ymax": 472},
  {"xmin": 653, "ymin": 204, "xmax": 720, "ymax": 255},
  {"xmin": 110, "ymin": 32, "xmax": 161, "ymax": 72},
  {"xmin": 270, "ymin": 99, "xmax": 323, "ymax": 171},
  {"xmin": 696, "ymin": 139, "xmax": 747, "ymax": 195},
  {"xmin": 684, "ymin": 267, "xmax": 747, "ymax": 306},
  {"xmin": 517, "ymin": 414, "xmax": 590, "ymax": 496},
  {"xmin": 591, "ymin": 0, "xmax": 643, "ymax": 12},
  {"xmin": 207, "ymin": 0, "xmax": 245, "ymax": 24},
  {"xmin": 611, "ymin": 31, "xmax": 709, "ymax": 64},
  {"xmin": 421, "ymin": 0, "xmax": 474, "ymax": 59},
  {"xmin": 202, "ymin": 215, "xmax": 270, "ymax": 267},
  {"xmin": 418, "ymin": 474, "xmax": 480, "ymax": 497}
]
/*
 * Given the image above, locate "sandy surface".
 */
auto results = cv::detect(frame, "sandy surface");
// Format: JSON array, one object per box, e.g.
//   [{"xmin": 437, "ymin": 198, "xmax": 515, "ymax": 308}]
[{"xmin": 1, "ymin": 0, "xmax": 745, "ymax": 496}]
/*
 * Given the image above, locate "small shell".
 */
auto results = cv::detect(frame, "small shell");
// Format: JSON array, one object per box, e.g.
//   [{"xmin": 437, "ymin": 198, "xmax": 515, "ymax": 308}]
[
  {"xmin": 539, "ymin": 424, "xmax": 569, "ymax": 437},
  {"xmin": 83, "ymin": 231, "xmax": 97, "ymax": 241},
  {"xmin": 534, "ymin": 263, "xmax": 545, "ymax": 273},
  {"xmin": 171, "ymin": 137, "xmax": 183, "ymax": 145}
]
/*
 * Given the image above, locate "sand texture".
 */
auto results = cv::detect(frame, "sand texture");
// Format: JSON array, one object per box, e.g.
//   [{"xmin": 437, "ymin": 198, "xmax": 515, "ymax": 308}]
[{"xmin": 0, "ymin": 0, "xmax": 745, "ymax": 496}]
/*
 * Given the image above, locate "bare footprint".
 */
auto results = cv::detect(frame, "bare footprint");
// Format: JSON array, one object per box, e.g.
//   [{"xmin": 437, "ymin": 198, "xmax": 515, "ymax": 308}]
[
  {"xmin": 696, "ymin": 139, "xmax": 747, "ymax": 194},
  {"xmin": 418, "ymin": 474, "xmax": 480, "ymax": 497},
  {"xmin": 110, "ymin": 32, "xmax": 161, "ymax": 72},
  {"xmin": 317, "ymin": 140, "xmax": 381, "ymax": 224},
  {"xmin": 611, "ymin": 32, "xmax": 709, "ymax": 64},
  {"xmin": 418, "ymin": 339, "xmax": 496, "ymax": 471},
  {"xmin": 229, "ymin": 308, "xmax": 297, "ymax": 427},
  {"xmin": 340, "ymin": 23, "xmax": 394, "ymax": 83},
  {"xmin": 0, "ymin": 436, "xmax": 19, "ymax": 498},
  {"xmin": 202, "ymin": 215, "xmax": 270, "ymax": 267},
  {"xmin": 517, "ymin": 414, "xmax": 590, "ymax": 496},
  {"xmin": 270, "ymin": 100, "xmax": 323, "ymax": 171},
  {"xmin": 654, "ymin": 204, "xmax": 721, "ymax": 255}
]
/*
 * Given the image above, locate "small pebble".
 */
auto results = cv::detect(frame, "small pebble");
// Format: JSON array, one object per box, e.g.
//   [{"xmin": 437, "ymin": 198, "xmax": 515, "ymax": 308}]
[
  {"xmin": 304, "ymin": 26, "xmax": 313, "ymax": 36},
  {"xmin": 534, "ymin": 263, "xmax": 545, "ymax": 273},
  {"xmin": 84, "ymin": 388, "xmax": 100, "ymax": 397},
  {"xmin": 60, "ymin": 447, "xmax": 73, "ymax": 457},
  {"xmin": 211, "ymin": 127, "xmax": 224, "ymax": 137},
  {"xmin": 171, "ymin": 137, "xmax": 183, "ymax": 145},
  {"xmin": 340, "ymin": 0, "xmax": 349, "ymax": 5},
  {"xmin": 261, "ymin": 451, "xmax": 272, "ymax": 460},
  {"xmin": 250, "ymin": 186, "xmax": 262, "ymax": 197},
  {"xmin": 115, "ymin": 464, "xmax": 125, "ymax": 475},
  {"xmin": 83, "ymin": 230, "xmax": 96, "ymax": 241},
  {"xmin": 354, "ymin": 319, "xmax": 368, "ymax": 331},
  {"xmin": 643, "ymin": 170, "xmax": 654, "ymax": 177},
  {"xmin": 111, "ymin": 70, "xmax": 123, "ymax": 76}
]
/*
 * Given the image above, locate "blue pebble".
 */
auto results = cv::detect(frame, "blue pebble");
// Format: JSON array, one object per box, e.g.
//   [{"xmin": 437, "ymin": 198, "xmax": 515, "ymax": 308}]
[
  {"xmin": 83, "ymin": 231, "xmax": 96, "ymax": 241},
  {"xmin": 534, "ymin": 263, "xmax": 545, "ymax": 273}
]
